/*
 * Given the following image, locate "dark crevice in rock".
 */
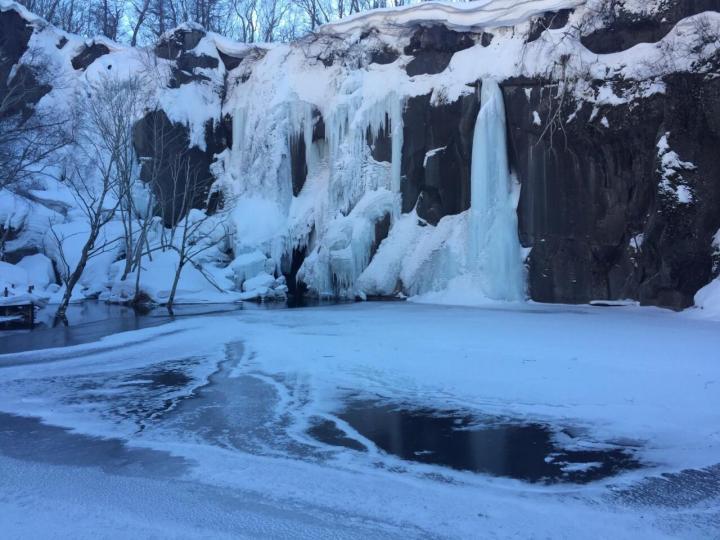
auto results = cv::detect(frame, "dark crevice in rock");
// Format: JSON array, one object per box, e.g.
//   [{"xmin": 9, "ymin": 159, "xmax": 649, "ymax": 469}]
[
  {"xmin": 367, "ymin": 117, "xmax": 392, "ymax": 164},
  {"xmin": 221, "ymin": 113, "xmax": 234, "ymax": 149},
  {"xmin": 289, "ymin": 106, "xmax": 324, "ymax": 197},
  {"xmin": 1, "ymin": 64, "xmax": 51, "ymax": 119},
  {"xmin": 168, "ymin": 53, "xmax": 218, "ymax": 88},
  {"xmin": 370, "ymin": 213, "xmax": 391, "ymax": 262},
  {"xmin": 285, "ymin": 245, "xmax": 308, "ymax": 296},
  {"xmin": 177, "ymin": 52, "xmax": 218, "ymax": 71},
  {"xmin": 370, "ymin": 46, "xmax": 399, "ymax": 65},
  {"xmin": 527, "ymin": 9, "xmax": 573, "ymax": 43},
  {"xmin": 218, "ymin": 50, "xmax": 243, "ymax": 70},
  {"xmin": 204, "ymin": 119, "xmax": 227, "ymax": 156},
  {"xmin": 582, "ymin": 19, "xmax": 671, "ymax": 54},
  {"xmin": 206, "ymin": 188, "xmax": 224, "ymax": 215},
  {"xmin": 312, "ymin": 109, "xmax": 325, "ymax": 142},
  {"xmin": 289, "ymin": 133, "xmax": 307, "ymax": 197},
  {"xmin": 0, "ymin": 9, "xmax": 32, "ymax": 86},
  {"xmin": 405, "ymin": 51, "xmax": 453, "ymax": 77},
  {"xmin": 168, "ymin": 68, "xmax": 211, "ymax": 88}
]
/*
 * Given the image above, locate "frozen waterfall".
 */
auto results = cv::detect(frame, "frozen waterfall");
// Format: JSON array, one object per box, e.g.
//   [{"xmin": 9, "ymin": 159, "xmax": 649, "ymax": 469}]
[{"xmin": 469, "ymin": 79, "xmax": 525, "ymax": 301}]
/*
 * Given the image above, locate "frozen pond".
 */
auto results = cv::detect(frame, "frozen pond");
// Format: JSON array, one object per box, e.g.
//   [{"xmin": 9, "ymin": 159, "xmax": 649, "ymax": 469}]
[{"xmin": 0, "ymin": 302, "xmax": 719, "ymax": 538}]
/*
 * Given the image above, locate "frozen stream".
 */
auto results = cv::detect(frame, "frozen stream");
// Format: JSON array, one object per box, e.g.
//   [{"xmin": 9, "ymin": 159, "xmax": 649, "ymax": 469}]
[{"xmin": 0, "ymin": 302, "xmax": 719, "ymax": 538}]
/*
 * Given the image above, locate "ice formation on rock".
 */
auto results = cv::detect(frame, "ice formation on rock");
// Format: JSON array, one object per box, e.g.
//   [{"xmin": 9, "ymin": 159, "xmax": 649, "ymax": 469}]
[
  {"xmin": 2, "ymin": 0, "xmax": 720, "ymax": 310},
  {"xmin": 469, "ymin": 80, "xmax": 525, "ymax": 301}
]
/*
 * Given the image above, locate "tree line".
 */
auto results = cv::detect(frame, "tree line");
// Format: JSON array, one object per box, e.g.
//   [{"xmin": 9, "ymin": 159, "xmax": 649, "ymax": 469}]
[{"xmin": 17, "ymin": 0, "xmax": 473, "ymax": 45}]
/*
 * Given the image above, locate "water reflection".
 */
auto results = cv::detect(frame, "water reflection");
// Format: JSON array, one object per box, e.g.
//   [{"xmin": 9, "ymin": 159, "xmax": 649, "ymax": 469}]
[
  {"xmin": 312, "ymin": 400, "xmax": 641, "ymax": 483},
  {"xmin": 0, "ymin": 301, "xmax": 244, "ymax": 354}
]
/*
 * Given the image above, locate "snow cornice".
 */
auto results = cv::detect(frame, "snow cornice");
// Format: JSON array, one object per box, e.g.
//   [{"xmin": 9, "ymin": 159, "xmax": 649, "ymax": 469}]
[{"xmin": 319, "ymin": 0, "xmax": 586, "ymax": 35}]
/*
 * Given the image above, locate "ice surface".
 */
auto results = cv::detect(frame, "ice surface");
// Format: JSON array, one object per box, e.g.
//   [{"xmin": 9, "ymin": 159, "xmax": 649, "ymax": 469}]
[{"xmin": 0, "ymin": 303, "xmax": 719, "ymax": 537}]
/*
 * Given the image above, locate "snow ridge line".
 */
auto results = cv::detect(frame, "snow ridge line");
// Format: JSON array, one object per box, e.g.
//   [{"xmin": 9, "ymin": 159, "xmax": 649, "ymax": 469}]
[{"xmin": 320, "ymin": 0, "xmax": 586, "ymax": 34}]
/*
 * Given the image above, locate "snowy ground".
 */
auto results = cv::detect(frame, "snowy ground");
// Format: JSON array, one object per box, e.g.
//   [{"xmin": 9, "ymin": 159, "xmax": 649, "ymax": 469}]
[{"xmin": 0, "ymin": 302, "xmax": 719, "ymax": 538}]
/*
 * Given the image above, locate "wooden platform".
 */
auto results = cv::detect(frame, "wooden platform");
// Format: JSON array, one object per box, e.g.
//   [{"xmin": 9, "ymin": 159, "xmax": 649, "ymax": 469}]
[{"xmin": 0, "ymin": 303, "xmax": 35, "ymax": 328}]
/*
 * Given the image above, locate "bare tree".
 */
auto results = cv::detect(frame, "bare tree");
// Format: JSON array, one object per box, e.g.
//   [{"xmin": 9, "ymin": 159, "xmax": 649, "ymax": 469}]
[
  {"xmin": 50, "ymin": 75, "xmax": 141, "ymax": 320},
  {"xmin": 20, "ymin": 0, "xmax": 475, "ymax": 44},
  {"xmin": 112, "ymin": 76, "xmax": 149, "ymax": 282},
  {"xmin": 129, "ymin": 0, "xmax": 152, "ymax": 46},
  {"xmin": 128, "ymin": 108, "xmax": 183, "ymax": 304},
  {"xmin": 18, "ymin": 0, "xmax": 121, "ymax": 39},
  {"xmin": 153, "ymin": 154, "xmax": 227, "ymax": 313},
  {"xmin": 232, "ymin": 0, "xmax": 258, "ymax": 43},
  {"xmin": 260, "ymin": 0, "xmax": 291, "ymax": 42}
]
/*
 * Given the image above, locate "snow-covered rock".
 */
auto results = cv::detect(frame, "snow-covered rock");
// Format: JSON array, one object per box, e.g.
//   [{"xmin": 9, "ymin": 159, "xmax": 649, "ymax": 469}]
[
  {"xmin": 0, "ymin": 260, "xmax": 28, "ymax": 290},
  {"xmin": 242, "ymin": 272, "xmax": 275, "ymax": 292},
  {"xmin": 695, "ymin": 277, "xmax": 720, "ymax": 319},
  {"xmin": 16, "ymin": 254, "xmax": 55, "ymax": 290}
]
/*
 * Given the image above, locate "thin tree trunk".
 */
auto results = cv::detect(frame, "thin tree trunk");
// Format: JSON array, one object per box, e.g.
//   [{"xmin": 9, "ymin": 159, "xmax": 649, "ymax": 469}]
[
  {"xmin": 130, "ymin": 0, "xmax": 150, "ymax": 46},
  {"xmin": 55, "ymin": 237, "xmax": 94, "ymax": 320},
  {"xmin": 133, "ymin": 260, "xmax": 144, "ymax": 303},
  {"xmin": 131, "ymin": 225, "xmax": 150, "ymax": 303},
  {"xmin": 166, "ymin": 260, "xmax": 184, "ymax": 314}
]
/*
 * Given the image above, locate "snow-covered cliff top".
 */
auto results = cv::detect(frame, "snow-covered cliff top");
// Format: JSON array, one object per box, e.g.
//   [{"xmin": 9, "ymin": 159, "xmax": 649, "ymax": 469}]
[{"xmin": 321, "ymin": 0, "xmax": 585, "ymax": 34}]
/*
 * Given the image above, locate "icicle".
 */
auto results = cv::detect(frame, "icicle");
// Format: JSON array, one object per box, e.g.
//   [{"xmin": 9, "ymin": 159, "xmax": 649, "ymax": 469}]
[
  {"xmin": 324, "ymin": 92, "xmax": 404, "ymax": 214},
  {"xmin": 469, "ymin": 79, "xmax": 525, "ymax": 301},
  {"xmin": 231, "ymin": 107, "xmax": 247, "ymax": 158},
  {"xmin": 389, "ymin": 96, "xmax": 404, "ymax": 193}
]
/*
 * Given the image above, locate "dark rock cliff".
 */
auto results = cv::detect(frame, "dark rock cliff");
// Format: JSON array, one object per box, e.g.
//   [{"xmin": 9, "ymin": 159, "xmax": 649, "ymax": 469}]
[
  {"xmin": 400, "ymin": 90, "xmax": 480, "ymax": 226},
  {"xmin": 582, "ymin": 0, "xmax": 720, "ymax": 54},
  {"xmin": 503, "ymin": 3, "xmax": 720, "ymax": 309},
  {"xmin": 0, "ymin": 9, "xmax": 49, "ymax": 118},
  {"xmin": 384, "ymin": 9, "xmax": 720, "ymax": 309}
]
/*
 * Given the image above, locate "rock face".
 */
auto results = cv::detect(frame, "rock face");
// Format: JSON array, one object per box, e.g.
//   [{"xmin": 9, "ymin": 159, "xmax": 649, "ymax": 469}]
[
  {"xmin": 0, "ymin": 9, "xmax": 32, "ymax": 90},
  {"xmin": 154, "ymin": 27, "xmax": 205, "ymax": 60},
  {"xmin": 132, "ymin": 110, "xmax": 222, "ymax": 226},
  {"xmin": 582, "ymin": 0, "xmax": 720, "ymax": 54},
  {"xmin": 71, "ymin": 42, "xmax": 110, "ymax": 70},
  {"xmin": 401, "ymin": 91, "xmax": 480, "ymax": 225},
  {"xmin": 504, "ymin": 79, "xmax": 663, "ymax": 305},
  {"xmin": 0, "ymin": 8, "xmax": 48, "ymax": 118},
  {"xmin": 501, "ymin": 10, "xmax": 720, "ymax": 310},
  {"xmin": 404, "ymin": 26, "xmax": 475, "ymax": 76}
]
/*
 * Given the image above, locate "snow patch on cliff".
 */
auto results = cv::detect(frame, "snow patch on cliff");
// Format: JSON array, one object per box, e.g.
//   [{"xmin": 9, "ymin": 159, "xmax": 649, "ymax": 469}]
[{"xmin": 657, "ymin": 133, "xmax": 695, "ymax": 204}]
